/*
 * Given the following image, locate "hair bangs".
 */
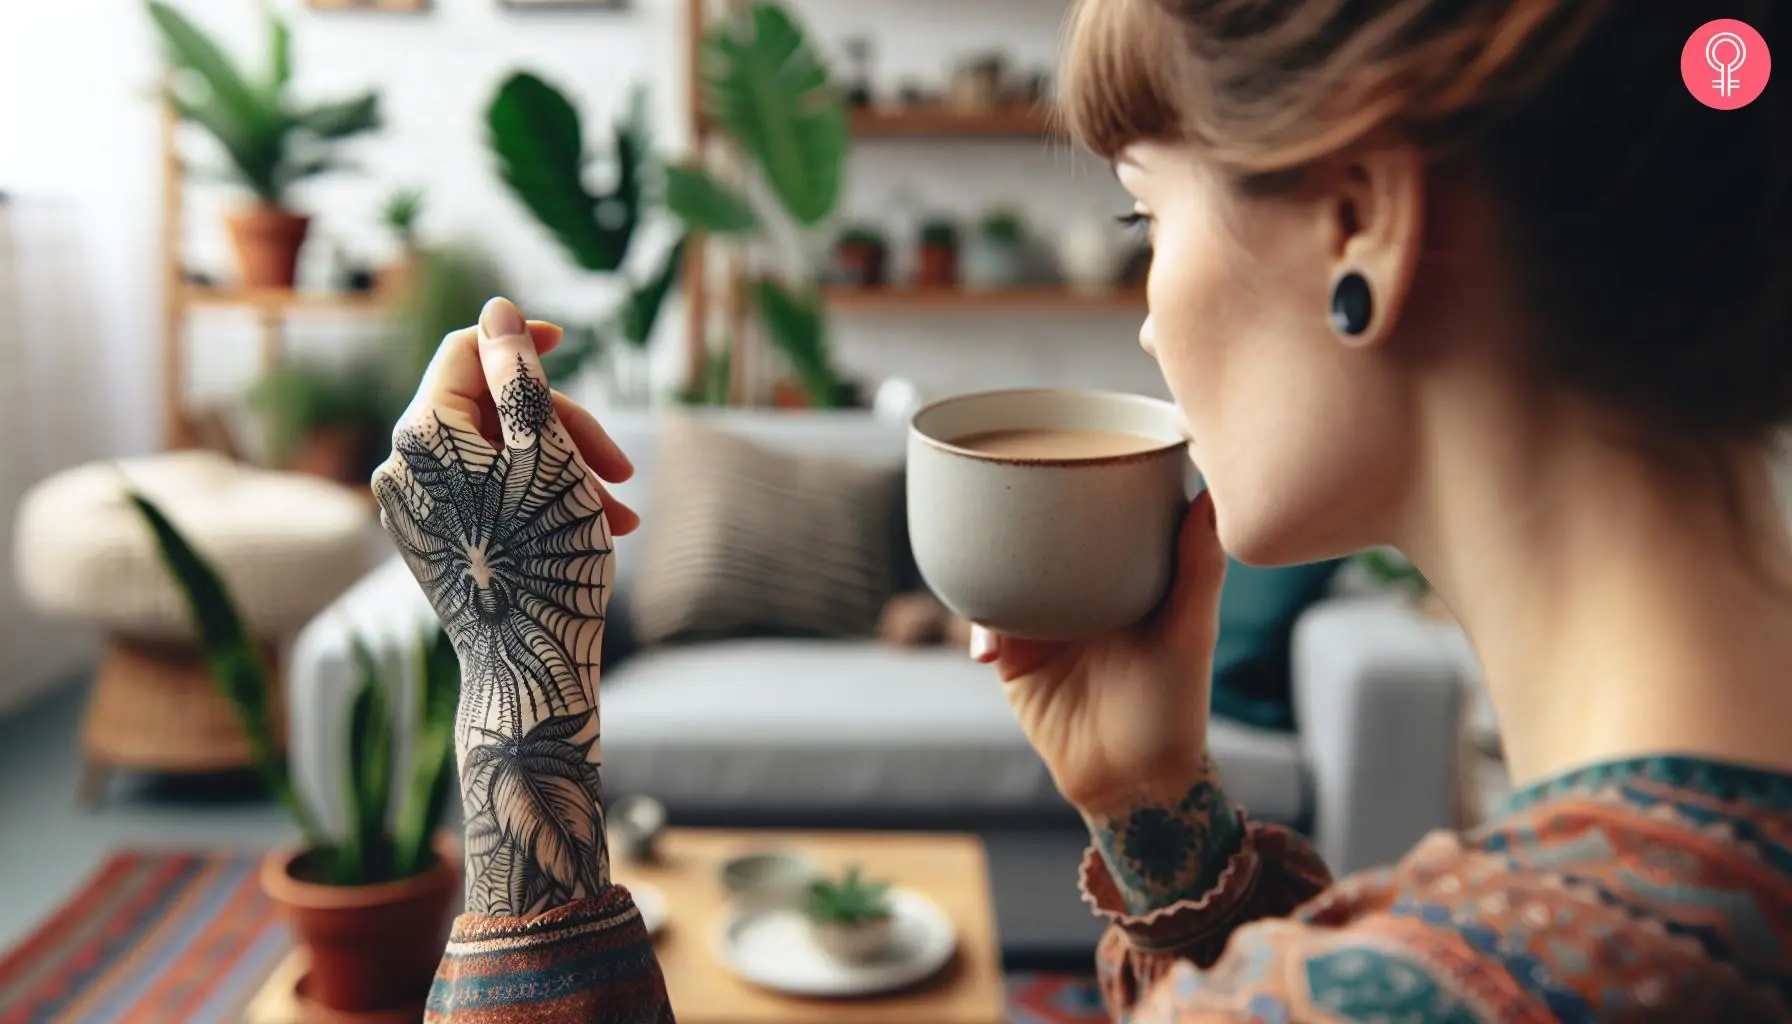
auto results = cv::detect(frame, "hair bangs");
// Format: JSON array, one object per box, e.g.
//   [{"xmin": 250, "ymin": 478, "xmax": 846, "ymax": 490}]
[{"xmin": 1059, "ymin": 0, "xmax": 1188, "ymax": 159}]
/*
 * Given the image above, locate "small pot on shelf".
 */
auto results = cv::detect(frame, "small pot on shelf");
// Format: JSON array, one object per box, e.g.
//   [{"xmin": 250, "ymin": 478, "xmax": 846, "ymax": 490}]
[
  {"xmin": 830, "ymin": 227, "xmax": 889, "ymax": 288},
  {"xmin": 288, "ymin": 425, "xmax": 374, "ymax": 488},
  {"xmin": 226, "ymin": 204, "xmax": 311, "ymax": 289},
  {"xmin": 915, "ymin": 219, "xmax": 960, "ymax": 289},
  {"xmin": 261, "ymin": 833, "xmax": 460, "ymax": 1017},
  {"xmin": 962, "ymin": 210, "xmax": 1026, "ymax": 292}
]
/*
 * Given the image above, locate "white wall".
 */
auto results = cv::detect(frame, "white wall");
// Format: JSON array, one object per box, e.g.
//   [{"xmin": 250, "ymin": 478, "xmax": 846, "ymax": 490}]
[{"xmin": 0, "ymin": 0, "xmax": 1155, "ymax": 708}]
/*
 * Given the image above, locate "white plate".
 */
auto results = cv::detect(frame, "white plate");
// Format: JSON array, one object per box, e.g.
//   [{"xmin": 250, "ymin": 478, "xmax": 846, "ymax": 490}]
[
  {"xmin": 630, "ymin": 882, "xmax": 668, "ymax": 936},
  {"xmin": 712, "ymin": 888, "xmax": 956, "ymax": 998}
]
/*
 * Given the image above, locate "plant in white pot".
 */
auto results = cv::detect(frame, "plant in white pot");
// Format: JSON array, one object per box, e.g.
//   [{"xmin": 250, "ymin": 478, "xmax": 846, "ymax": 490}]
[
  {"xmin": 146, "ymin": 2, "xmax": 380, "ymax": 289},
  {"xmin": 129, "ymin": 492, "xmax": 462, "ymax": 1019},
  {"xmin": 804, "ymin": 866, "xmax": 895, "ymax": 962}
]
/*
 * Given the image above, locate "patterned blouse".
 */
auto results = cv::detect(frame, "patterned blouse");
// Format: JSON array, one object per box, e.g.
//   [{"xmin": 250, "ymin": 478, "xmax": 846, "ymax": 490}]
[{"xmin": 424, "ymin": 755, "xmax": 1792, "ymax": 1022}]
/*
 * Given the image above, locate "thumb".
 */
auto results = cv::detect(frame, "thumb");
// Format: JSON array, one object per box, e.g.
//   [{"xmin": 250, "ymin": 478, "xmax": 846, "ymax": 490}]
[
  {"xmin": 478, "ymin": 296, "xmax": 557, "ymax": 449},
  {"xmin": 1149, "ymin": 489, "xmax": 1228, "ymax": 657}
]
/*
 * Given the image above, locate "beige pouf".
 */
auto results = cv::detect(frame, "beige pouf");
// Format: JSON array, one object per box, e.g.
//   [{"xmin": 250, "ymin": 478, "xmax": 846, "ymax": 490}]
[{"xmin": 13, "ymin": 451, "xmax": 381, "ymax": 802}]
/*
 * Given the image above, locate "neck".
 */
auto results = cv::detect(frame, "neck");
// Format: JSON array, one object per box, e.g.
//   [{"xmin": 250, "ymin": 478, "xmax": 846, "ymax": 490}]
[{"xmin": 1402, "ymin": 395, "xmax": 1792, "ymax": 788}]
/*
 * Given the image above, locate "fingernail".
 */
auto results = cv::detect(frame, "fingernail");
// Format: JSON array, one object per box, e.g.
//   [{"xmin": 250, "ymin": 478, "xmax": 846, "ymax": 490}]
[
  {"xmin": 969, "ymin": 626, "xmax": 998, "ymax": 664},
  {"xmin": 480, "ymin": 297, "xmax": 526, "ymax": 340}
]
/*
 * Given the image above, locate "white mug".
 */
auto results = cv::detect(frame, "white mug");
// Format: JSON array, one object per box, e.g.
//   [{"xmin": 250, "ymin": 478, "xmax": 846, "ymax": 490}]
[{"xmin": 907, "ymin": 388, "xmax": 1193, "ymax": 640}]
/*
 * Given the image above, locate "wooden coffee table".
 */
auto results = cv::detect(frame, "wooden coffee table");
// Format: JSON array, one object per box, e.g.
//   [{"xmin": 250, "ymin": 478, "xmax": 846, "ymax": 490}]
[{"xmin": 611, "ymin": 828, "xmax": 1006, "ymax": 1024}]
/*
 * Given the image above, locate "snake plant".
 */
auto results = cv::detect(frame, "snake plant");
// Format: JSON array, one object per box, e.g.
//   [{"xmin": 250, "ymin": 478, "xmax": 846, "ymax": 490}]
[{"xmin": 130, "ymin": 490, "xmax": 460, "ymax": 884}]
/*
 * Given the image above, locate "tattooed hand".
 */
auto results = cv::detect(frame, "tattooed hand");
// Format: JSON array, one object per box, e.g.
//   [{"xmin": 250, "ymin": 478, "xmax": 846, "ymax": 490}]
[
  {"xmin": 372, "ymin": 297, "xmax": 642, "ymax": 918},
  {"xmin": 972, "ymin": 490, "xmax": 1239, "ymax": 915}
]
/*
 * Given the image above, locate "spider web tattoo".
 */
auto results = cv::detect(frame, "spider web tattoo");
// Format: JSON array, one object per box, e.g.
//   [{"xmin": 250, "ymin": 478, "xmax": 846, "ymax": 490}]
[{"xmin": 375, "ymin": 358, "xmax": 614, "ymax": 916}]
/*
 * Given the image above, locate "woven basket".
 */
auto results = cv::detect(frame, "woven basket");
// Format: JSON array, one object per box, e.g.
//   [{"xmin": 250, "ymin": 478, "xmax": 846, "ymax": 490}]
[{"xmin": 82, "ymin": 640, "xmax": 286, "ymax": 773}]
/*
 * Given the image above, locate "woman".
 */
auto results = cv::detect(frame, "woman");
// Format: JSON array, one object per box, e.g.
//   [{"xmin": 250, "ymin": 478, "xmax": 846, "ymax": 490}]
[{"xmin": 377, "ymin": 0, "xmax": 1792, "ymax": 1019}]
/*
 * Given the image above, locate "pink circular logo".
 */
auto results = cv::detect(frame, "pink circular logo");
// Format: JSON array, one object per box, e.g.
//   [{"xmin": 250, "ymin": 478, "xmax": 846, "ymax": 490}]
[{"xmin": 1682, "ymin": 19, "xmax": 1771, "ymax": 110}]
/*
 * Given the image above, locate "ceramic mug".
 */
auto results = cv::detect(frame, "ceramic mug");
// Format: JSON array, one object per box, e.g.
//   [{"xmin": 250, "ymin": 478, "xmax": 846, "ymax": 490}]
[{"xmin": 906, "ymin": 388, "xmax": 1193, "ymax": 640}]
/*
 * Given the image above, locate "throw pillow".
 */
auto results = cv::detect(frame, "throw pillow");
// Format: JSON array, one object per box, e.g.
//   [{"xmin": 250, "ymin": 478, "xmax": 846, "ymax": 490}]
[
  {"xmin": 629, "ymin": 415, "xmax": 903, "ymax": 644},
  {"xmin": 1209, "ymin": 558, "xmax": 1344, "ymax": 731}
]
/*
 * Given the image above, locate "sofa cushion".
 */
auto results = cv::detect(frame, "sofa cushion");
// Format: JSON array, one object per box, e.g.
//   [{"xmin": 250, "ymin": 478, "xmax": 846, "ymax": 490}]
[
  {"xmin": 628, "ymin": 416, "xmax": 904, "ymax": 644},
  {"xmin": 598, "ymin": 638, "xmax": 1307, "ymax": 823}
]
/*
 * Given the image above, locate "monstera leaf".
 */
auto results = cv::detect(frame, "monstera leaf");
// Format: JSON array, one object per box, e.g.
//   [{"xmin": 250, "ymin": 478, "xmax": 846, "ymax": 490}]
[
  {"xmin": 664, "ymin": 165, "xmax": 758, "ymax": 235},
  {"xmin": 700, "ymin": 3, "xmax": 847, "ymax": 226},
  {"xmin": 488, "ymin": 72, "xmax": 638, "ymax": 272}
]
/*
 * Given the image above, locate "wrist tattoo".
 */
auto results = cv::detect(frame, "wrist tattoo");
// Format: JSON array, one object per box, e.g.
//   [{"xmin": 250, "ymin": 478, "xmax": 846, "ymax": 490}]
[
  {"xmin": 1086, "ymin": 764, "xmax": 1246, "ymax": 916},
  {"xmin": 375, "ymin": 359, "xmax": 614, "ymax": 916}
]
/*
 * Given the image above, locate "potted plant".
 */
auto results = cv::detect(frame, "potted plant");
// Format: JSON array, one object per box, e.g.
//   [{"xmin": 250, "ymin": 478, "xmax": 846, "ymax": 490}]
[
  {"xmin": 249, "ymin": 357, "xmax": 398, "ymax": 486},
  {"xmin": 128, "ymin": 493, "xmax": 462, "ymax": 1018},
  {"xmin": 378, "ymin": 186, "xmax": 425, "ymax": 295},
  {"xmin": 146, "ymin": 2, "xmax": 380, "ymax": 289},
  {"xmin": 831, "ymin": 225, "xmax": 888, "ymax": 287},
  {"xmin": 805, "ymin": 866, "xmax": 895, "ymax": 962},
  {"xmin": 962, "ymin": 209, "xmax": 1025, "ymax": 292},
  {"xmin": 917, "ymin": 219, "xmax": 960, "ymax": 289},
  {"xmin": 664, "ymin": 2, "xmax": 851, "ymax": 408}
]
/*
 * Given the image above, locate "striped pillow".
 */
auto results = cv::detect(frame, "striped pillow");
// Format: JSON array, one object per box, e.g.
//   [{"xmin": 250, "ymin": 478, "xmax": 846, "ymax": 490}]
[{"xmin": 629, "ymin": 415, "xmax": 903, "ymax": 645}]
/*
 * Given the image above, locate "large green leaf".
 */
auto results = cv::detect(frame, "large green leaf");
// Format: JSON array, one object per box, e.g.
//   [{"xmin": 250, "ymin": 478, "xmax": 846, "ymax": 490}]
[
  {"xmin": 487, "ymin": 72, "xmax": 634, "ymax": 272},
  {"xmin": 664, "ymin": 165, "xmax": 758, "ymax": 236},
  {"xmin": 752, "ymin": 278, "xmax": 838, "ymax": 406},
  {"xmin": 701, "ymin": 3, "xmax": 847, "ymax": 225},
  {"xmin": 169, "ymin": 92, "xmax": 284, "ymax": 201},
  {"xmin": 298, "ymin": 93, "xmax": 381, "ymax": 140},
  {"xmin": 621, "ymin": 236, "xmax": 688, "ymax": 348},
  {"xmin": 126, "ymin": 490, "xmax": 325, "ymax": 846}
]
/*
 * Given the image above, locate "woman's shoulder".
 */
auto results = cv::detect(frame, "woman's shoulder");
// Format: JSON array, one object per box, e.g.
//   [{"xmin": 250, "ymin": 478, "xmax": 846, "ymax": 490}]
[{"xmin": 1273, "ymin": 755, "xmax": 1792, "ymax": 1020}]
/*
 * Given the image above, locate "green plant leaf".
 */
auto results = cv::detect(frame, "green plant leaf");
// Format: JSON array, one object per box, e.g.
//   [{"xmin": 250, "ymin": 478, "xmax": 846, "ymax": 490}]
[
  {"xmin": 621, "ymin": 236, "xmax": 688, "ymax": 348},
  {"xmin": 395, "ymin": 627, "xmax": 461, "ymax": 876},
  {"xmin": 147, "ymin": 1, "xmax": 277, "ymax": 150},
  {"xmin": 126, "ymin": 489, "xmax": 325, "ymax": 846},
  {"xmin": 701, "ymin": 3, "xmax": 847, "ymax": 226},
  {"xmin": 267, "ymin": 5, "xmax": 291, "ymax": 94},
  {"xmin": 487, "ymin": 71, "xmax": 634, "ymax": 272},
  {"xmin": 752, "ymin": 278, "xmax": 837, "ymax": 406},
  {"xmin": 664, "ymin": 166, "xmax": 758, "ymax": 236},
  {"xmin": 298, "ymin": 93, "xmax": 381, "ymax": 140},
  {"xmin": 346, "ymin": 634, "xmax": 394, "ymax": 883}
]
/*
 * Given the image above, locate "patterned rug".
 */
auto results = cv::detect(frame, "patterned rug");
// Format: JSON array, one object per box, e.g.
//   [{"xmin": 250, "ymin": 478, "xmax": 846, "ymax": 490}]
[{"xmin": 0, "ymin": 850, "xmax": 1107, "ymax": 1024}]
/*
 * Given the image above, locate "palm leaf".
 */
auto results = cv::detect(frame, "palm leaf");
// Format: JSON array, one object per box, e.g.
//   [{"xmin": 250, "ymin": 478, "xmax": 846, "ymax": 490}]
[
  {"xmin": 487, "ymin": 72, "xmax": 633, "ymax": 272},
  {"xmin": 267, "ymin": 6, "xmax": 291, "ymax": 95},
  {"xmin": 700, "ymin": 3, "xmax": 847, "ymax": 225},
  {"xmin": 147, "ymin": 1, "xmax": 277, "ymax": 147},
  {"xmin": 126, "ymin": 489, "xmax": 325, "ymax": 846}
]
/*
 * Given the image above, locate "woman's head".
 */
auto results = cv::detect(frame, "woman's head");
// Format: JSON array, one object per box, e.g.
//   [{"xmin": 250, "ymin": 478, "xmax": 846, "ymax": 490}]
[{"xmin": 1062, "ymin": 0, "xmax": 1791, "ymax": 565}]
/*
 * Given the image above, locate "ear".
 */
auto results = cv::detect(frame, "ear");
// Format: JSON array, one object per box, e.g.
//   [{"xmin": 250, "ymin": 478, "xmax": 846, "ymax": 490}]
[{"xmin": 1325, "ymin": 144, "xmax": 1426, "ymax": 349}]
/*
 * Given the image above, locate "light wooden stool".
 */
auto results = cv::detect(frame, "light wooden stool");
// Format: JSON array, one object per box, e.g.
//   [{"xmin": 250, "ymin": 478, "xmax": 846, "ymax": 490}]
[{"xmin": 14, "ymin": 451, "xmax": 378, "ymax": 805}]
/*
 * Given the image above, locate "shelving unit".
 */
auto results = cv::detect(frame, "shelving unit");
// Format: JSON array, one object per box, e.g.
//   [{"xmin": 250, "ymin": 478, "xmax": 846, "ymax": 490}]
[
  {"xmin": 681, "ymin": 1, "xmax": 1138, "ymax": 406},
  {"xmin": 158, "ymin": 100, "xmax": 396, "ymax": 450}
]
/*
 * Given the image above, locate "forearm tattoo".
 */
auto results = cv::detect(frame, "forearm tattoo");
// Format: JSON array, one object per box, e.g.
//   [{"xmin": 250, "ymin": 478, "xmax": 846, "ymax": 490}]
[
  {"xmin": 374, "ymin": 358, "xmax": 614, "ymax": 916},
  {"xmin": 1085, "ymin": 761, "xmax": 1246, "ymax": 917}
]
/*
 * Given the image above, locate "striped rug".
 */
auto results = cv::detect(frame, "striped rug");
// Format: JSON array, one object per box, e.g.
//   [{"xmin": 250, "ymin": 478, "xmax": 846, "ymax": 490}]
[
  {"xmin": 0, "ymin": 849, "xmax": 1106, "ymax": 1024},
  {"xmin": 0, "ymin": 850, "xmax": 287, "ymax": 1024}
]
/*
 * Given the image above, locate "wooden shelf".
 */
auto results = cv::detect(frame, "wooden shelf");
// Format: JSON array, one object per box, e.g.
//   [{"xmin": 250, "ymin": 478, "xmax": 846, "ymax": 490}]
[
  {"xmin": 823, "ymin": 285, "xmax": 1145, "ymax": 312},
  {"xmin": 181, "ymin": 286, "xmax": 391, "ymax": 316},
  {"xmin": 848, "ymin": 105, "xmax": 1056, "ymax": 138}
]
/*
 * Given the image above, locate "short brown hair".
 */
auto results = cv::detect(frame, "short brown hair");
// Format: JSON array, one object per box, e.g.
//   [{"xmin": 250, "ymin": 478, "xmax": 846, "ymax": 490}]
[{"xmin": 1062, "ymin": 0, "xmax": 1792, "ymax": 443}]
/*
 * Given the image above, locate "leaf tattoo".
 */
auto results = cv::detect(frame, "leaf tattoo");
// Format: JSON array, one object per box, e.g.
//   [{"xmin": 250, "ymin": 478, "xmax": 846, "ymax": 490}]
[{"xmin": 374, "ymin": 358, "xmax": 615, "ymax": 915}]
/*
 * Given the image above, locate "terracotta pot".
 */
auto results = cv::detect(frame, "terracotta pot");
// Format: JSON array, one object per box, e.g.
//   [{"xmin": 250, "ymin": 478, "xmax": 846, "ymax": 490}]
[
  {"xmin": 262, "ymin": 834, "xmax": 460, "ymax": 1015},
  {"xmin": 289, "ymin": 426, "xmax": 370, "ymax": 486},
  {"xmin": 226, "ymin": 204, "xmax": 311, "ymax": 289},
  {"xmin": 834, "ymin": 241, "xmax": 887, "ymax": 287},
  {"xmin": 916, "ymin": 243, "xmax": 958, "ymax": 288}
]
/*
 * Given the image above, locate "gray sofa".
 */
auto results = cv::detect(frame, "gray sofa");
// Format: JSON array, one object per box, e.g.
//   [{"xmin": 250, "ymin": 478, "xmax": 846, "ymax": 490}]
[{"xmin": 287, "ymin": 409, "xmax": 1471, "ymax": 877}]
